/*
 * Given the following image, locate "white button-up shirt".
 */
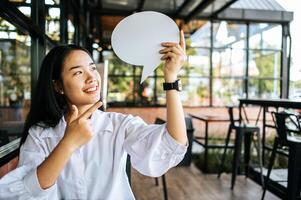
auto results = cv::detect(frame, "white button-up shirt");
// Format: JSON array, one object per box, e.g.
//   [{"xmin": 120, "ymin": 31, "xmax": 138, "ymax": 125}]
[{"xmin": 0, "ymin": 110, "xmax": 187, "ymax": 200}]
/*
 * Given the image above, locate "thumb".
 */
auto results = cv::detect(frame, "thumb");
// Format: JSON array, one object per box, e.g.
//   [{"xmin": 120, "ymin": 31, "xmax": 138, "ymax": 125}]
[{"xmin": 69, "ymin": 105, "xmax": 78, "ymax": 123}]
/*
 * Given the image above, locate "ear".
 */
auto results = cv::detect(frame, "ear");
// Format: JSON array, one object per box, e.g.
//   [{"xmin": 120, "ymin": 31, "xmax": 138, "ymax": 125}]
[{"xmin": 52, "ymin": 80, "xmax": 64, "ymax": 94}]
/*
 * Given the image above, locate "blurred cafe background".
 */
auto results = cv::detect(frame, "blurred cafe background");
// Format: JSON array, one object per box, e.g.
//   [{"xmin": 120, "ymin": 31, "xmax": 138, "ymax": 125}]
[{"xmin": 0, "ymin": 0, "xmax": 300, "ymax": 199}]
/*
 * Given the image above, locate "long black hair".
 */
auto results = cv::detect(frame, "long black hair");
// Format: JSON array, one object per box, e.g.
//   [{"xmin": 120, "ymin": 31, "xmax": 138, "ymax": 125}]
[{"xmin": 20, "ymin": 44, "xmax": 93, "ymax": 145}]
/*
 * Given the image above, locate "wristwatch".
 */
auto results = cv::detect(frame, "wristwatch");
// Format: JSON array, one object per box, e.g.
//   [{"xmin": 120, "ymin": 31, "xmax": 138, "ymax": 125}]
[{"xmin": 163, "ymin": 79, "xmax": 182, "ymax": 91}]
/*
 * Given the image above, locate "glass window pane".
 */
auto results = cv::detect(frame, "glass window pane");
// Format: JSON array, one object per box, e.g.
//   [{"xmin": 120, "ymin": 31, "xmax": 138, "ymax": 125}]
[
  {"xmin": 248, "ymin": 79, "xmax": 280, "ymax": 99},
  {"xmin": 45, "ymin": 0, "xmax": 59, "ymax": 5},
  {"xmin": 289, "ymin": 64, "xmax": 301, "ymax": 99},
  {"xmin": 8, "ymin": 1, "xmax": 31, "ymax": 16},
  {"xmin": 156, "ymin": 78, "xmax": 165, "ymax": 105},
  {"xmin": 189, "ymin": 21, "xmax": 211, "ymax": 48},
  {"xmin": 46, "ymin": 7, "xmax": 60, "ymax": 41},
  {"xmin": 290, "ymin": 80, "xmax": 301, "ymax": 99},
  {"xmin": 134, "ymin": 66, "xmax": 142, "ymax": 76},
  {"xmin": 156, "ymin": 77, "xmax": 210, "ymax": 106},
  {"xmin": 213, "ymin": 78, "xmax": 244, "ymax": 106},
  {"xmin": 212, "ymin": 48, "xmax": 246, "ymax": 77},
  {"xmin": 183, "ymin": 48, "xmax": 210, "ymax": 77},
  {"xmin": 108, "ymin": 56, "xmax": 133, "ymax": 76},
  {"xmin": 0, "ymin": 17, "xmax": 31, "ymax": 147},
  {"xmin": 18, "ymin": 6, "xmax": 31, "ymax": 17},
  {"xmin": 134, "ymin": 78, "xmax": 155, "ymax": 106},
  {"xmin": 213, "ymin": 21, "xmax": 247, "ymax": 48},
  {"xmin": 107, "ymin": 77, "xmax": 134, "ymax": 106},
  {"xmin": 248, "ymin": 50, "xmax": 281, "ymax": 78},
  {"xmin": 67, "ymin": 19, "xmax": 75, "ymax": 44},
  {"xmin": 249, "ymin": 23, "xmax": 282, "ymax": 50}
]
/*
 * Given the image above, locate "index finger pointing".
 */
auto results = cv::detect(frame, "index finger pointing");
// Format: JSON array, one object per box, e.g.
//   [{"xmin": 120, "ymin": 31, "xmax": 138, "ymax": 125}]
[
  {"xmin": 180, "ymin": 30, "xmax": 186, "ymax": 52},
  {"xmin": 79, "ymin": 101, "xmax": 103, "ymax": 120}
]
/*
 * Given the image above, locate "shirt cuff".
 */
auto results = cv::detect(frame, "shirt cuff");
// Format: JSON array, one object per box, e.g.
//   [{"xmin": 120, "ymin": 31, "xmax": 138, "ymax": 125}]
[{"xmin": 23, "ymin": 168, "xmax": 56, "ymax": 198}]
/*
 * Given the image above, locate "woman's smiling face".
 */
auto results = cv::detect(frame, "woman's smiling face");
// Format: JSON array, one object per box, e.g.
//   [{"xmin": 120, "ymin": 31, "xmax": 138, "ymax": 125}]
[{"xmin": 60, "ymin": 50, "xmax": 101, "ymax": 107}]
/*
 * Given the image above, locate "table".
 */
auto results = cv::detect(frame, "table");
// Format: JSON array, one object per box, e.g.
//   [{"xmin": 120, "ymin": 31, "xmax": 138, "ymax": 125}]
[{"xmin": 188, "ymin": 113, "xmax": 231, "ymax": 173}]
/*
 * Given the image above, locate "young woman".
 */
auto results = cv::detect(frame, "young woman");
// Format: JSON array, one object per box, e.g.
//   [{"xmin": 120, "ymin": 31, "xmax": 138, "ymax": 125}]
[{"xmin": 0, "ymin": 30, "xmax": 187, "ymax": 200}]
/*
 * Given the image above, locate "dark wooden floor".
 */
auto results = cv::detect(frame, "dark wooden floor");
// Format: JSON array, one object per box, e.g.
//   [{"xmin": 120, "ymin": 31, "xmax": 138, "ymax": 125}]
[{"xmin": 131, "ymin": 164, "xmax": 280, "ymax": 200}]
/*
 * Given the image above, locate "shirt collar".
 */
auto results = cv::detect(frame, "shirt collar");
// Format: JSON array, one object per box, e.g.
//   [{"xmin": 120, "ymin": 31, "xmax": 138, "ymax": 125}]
[{"xmin": 91, "ymin": 110, "xmax": 114, "ymax": 134}]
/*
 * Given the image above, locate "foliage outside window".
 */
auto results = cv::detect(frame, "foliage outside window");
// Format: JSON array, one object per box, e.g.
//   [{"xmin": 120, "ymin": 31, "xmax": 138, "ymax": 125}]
[{"xmin": 0, "ymin": 17, "xmax": 31, "ymax": 108}]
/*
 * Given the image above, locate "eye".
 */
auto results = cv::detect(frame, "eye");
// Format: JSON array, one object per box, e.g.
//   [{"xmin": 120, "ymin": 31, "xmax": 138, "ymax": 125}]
[
  {"xmin": 91, "ymin": 66, "xmax": 97, "ymax": 71},
  {"xmin": 73, "ymin": 71, "xmax": 82, "ymax": 76}
]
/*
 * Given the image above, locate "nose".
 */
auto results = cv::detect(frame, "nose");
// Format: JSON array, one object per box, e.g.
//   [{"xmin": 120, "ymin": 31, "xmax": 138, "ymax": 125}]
[{"xmin": 85, "ymin": 70, "xmax": 97, "ymax": 84}]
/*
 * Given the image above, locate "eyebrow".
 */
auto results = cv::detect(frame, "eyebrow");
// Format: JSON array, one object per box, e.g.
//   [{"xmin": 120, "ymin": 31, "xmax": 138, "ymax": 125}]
[{"xmin": 69, "ymin": 62, "xmax": 95, "ymax": 71}]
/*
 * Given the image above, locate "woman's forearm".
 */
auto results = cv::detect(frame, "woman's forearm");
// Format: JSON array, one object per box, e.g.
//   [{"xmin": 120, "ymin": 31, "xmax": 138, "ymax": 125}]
[
  {"xmin": 165, "ymin": 76, "xmax": 187, "ymax": 145},
  {"xmin": 37, "ymin": 140, "xmax": 74, "ymax": 189},
  {"xmin": 161, "ymin": 30, "xmax": 187, "ymax": 145}
]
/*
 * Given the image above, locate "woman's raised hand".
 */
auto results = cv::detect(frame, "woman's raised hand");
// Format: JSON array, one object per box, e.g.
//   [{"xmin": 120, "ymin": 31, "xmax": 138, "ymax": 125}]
[
  {"xmin": 159, "ymin": 30, "xmax": 187, "ymax": 82},
  {"xmin": 62, "ymin": 101, "xmax": 102, "ymax": 152}
]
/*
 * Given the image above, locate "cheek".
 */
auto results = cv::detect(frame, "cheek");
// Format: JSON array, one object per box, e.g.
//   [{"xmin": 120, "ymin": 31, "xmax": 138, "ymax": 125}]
[
  {"xmin": 64, "ymin": 79, "xmax": 83, "ymax": 95},
  {"xmin": 96, "ymin": 72, "xmax": 102, "ymax": 84}
]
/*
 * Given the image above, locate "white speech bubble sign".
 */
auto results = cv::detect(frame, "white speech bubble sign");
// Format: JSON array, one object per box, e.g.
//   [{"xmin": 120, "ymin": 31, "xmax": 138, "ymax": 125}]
[{"xmin": 111, "ymin": 11, "xmax": 179, "ymax": 83}]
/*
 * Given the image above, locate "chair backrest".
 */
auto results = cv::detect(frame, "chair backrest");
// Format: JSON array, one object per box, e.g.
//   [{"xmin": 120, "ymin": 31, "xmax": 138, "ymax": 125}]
[
  {"xmin": 272, "ymin": 112, "xmax": 301, "ymax": 145},
  {"xmin": 179, "ymin": 116, "xmax": 194, "ymax": 166},
  {"xmin": 185, "ymin": 116, "xmax": 194, "ymax": 133},
  {"xmin": 0, "ymin": 130, "xmax": 9, "ymax": 146},
  {"xmin": 272, "ymin": 112, "xmax": 288, "ymax": 144},
  {"xmin": 126, "ymin": 154, "xmax": 131, "ymax": 185}
]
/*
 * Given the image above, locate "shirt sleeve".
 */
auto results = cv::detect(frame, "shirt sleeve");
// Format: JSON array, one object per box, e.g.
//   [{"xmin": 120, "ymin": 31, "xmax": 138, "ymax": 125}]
[
  {"xmin": 122, "ymin": 114, "xmax": 188, "ymax": 177},
  {"xmin": 0, "ymin": 126, "xmax": 58, "ymax": 200}
]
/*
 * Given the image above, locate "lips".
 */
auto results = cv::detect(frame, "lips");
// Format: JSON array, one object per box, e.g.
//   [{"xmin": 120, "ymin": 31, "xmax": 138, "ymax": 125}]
[{"xmin": 83, "ymin": 85, "xmax": 98, "ymax": 93}]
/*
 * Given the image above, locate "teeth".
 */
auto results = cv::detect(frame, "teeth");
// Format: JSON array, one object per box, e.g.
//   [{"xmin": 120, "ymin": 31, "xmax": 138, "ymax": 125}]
[{"xmin": 85, "ymin": 87, "xmax": 97, "ymax": 92}]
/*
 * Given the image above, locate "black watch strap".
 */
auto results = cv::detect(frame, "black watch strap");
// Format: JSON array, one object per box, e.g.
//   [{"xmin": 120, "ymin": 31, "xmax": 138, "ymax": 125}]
[{"xmin": 163, "ymin": 79, "xmax": 182, "ymax": 91}]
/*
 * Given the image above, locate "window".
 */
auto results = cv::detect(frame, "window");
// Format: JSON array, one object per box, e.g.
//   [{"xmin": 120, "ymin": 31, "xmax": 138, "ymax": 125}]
[
  {"xmin": 290, "ymin": 65, "xmax": 301, "ymax": 99},
  {"xmin": 248, "ymin": 23, "xmax": 282, "ymax": 99},
  {"xmin": 0, "ymin": 17, "xmax": 31, "ymax": 147},
  {"xmin": 46, "ymin": 6, "xmax": 60, "ymax": 41}
]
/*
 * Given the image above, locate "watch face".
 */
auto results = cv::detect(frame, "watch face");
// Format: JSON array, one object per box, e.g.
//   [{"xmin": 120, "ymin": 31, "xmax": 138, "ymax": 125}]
[{"xmin": 177, "ymin": 80, "xmax": 182, "ymax": 91}]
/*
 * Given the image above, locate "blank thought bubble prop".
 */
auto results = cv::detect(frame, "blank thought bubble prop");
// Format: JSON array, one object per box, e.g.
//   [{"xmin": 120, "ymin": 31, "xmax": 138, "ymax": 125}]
[{"xmin": 111, "ymin": 11, "xmax": 179, "ymax": 83}]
